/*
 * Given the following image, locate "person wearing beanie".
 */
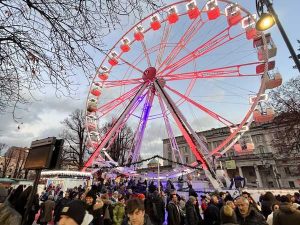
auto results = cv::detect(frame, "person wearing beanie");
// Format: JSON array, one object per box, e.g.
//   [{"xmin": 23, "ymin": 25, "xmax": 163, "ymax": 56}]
[
  {"xmin": 85, "ymin": 191, "xmax": 103, "ymax": 225},
  {"xmin": 185, "ymin": 196, "xmax": 203, "ymax": 225},
  {"xmin": 111, "ymin": 191, "xmax": 119, "ymax": 203},
  {"xmin": 39, "ymin": 194, "xmax": 55, "ymax": 225},
  {"xmin": 59, "ymin": 200, "xmax": 93, "ymax": 225},
  {"xmin": 204, "ymin": 195, "xmax": 220, "ymax": 225},
  {"xmin": 220, "ymin": 205, "xmax": 238, "ymax": 225},
  {"xmin": 113, "ymin": 195, "xmax": 125, "ymax": 225},
  {"xmin": 54, "ymin": 192, "xmax": 72, "ymax": 224}
]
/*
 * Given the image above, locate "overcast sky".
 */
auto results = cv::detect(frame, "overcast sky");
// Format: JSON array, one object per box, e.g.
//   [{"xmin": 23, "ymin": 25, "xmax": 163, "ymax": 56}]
[{"xmin": 1, "ymin": 0, "xmax": 299, "ymax": 161}]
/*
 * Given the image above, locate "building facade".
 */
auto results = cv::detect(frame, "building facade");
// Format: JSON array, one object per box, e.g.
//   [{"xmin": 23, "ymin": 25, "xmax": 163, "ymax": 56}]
[
  {"xmin": 163, "ymin": 121, "xmax": 300, "ymax": 189},
  {"xmin": 0, "ymin": 146, "xmax": 29, "ymax": 178}
]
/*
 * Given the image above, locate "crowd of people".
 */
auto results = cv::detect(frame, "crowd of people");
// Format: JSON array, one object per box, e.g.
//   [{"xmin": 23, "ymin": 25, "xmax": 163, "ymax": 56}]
[{"xmin": 0, "ymin": 177, "xmax": 300, "ymax": 225}]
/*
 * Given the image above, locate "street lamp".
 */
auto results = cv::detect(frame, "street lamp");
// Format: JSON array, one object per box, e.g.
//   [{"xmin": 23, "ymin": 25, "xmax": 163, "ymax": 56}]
[
  {"xmin": 255, "ymin": 13, "xmax": 275, "ymax": 31},
  {"xmin": 256, "ymin": 0, "xmax": 300, "ymax": 73}
]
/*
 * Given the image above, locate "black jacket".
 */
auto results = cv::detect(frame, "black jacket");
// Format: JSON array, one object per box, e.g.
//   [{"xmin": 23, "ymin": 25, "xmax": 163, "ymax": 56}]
[
  {"xmin": 185, "ymin": 200, "xmax": 203, "ymax": 225},
  {"xmin": 54, "ymin": 197, "xmax": 71, "ymax": 222},
  {"xmin": 236, "ymin": 206, "xmax": 267, "ymax": 225},
  {"xmin": 273, "ymin": 202, "xmax": 300, "ymax": 225},
  {"xmin": 167, "ymin": 201, "xmax": 181, "ymax": 225},
  {"xmin": 261, "ymin": 200, "xmax": 273, "ymax": 219},
  {"xmin": 204, "ymin": 203, "xmax": 220, "ymax": 225},
  {"xmin": 145, "ymin": 193, "xmax": 165, "ymax": 225}
]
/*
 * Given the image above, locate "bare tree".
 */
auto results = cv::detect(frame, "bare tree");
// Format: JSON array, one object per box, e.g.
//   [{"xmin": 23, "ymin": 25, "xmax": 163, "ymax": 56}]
[
  {"xmin": 270, "ymin": 76, "xmax": 300, "ymax": 155},
  {"xmin": 12, "ymin": 148, "xmax": 28, "ymax": 178},
  {"xmin": 100, "ymin": 120, "xmax": 134, "ymax": 164},
  {"xmin": 0, "ymin": 0, "xmax": 161, "ymax": 114},
  {"xmin": 1, "ymin": 149, "xmax": 13, "ymax": 178},
  {"xmin": 0, "ymin": 146, "xmax": 27, "ymax": 178},
  {"xmin": 60, "ymin": 109, "xmax": 88, "ymax": 170},
  {"xmin": 0, "ymin": 143, "xmax": 8, "ymax": 156}
]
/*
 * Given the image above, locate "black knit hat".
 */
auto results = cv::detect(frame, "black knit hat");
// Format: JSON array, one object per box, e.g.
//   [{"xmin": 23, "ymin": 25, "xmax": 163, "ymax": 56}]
[
  {"xmin": 86, "ymin": 190, "xmax": 97, "ymax": 200},
  {"xmin": 61, "ymin": 200, "xmax": 86, "ymax": 225}
]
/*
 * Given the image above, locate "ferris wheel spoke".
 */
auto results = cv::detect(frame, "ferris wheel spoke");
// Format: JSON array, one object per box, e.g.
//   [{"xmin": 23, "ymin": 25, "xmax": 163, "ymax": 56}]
[
  {"xmin": 154, "ymin": 80, "xmax": 222, "ymax": 190},
  {"xmin": 118, "ymin": 57, "xmax": 144, "ymax": 74},
  {"xmin": 98, "ymin": 84, "xmax": 143, "ymax": 117},
  {"xmin": 157, "ymin": 94, "xmax": 184, "ymax": 164},
  {"xmin": 83, "ymin": 83, "xmax": 149, "ymax": 171},
  {"xmin": 103, "ymin": 78, "xmax": 144, "ymax": 88},
  {"xmin": 130, "ymin": 88, "xmax": 155, "ymax": 166},
  {"xmin": 105, "ymin": 92, "xmax": 148, "ymax": 157},
  {"xmin": 155, "ymin": 23, "xmax": 172, "ymax": 68},
  {"xmin": 158, "ymin": 27, "xmax": 245, "ymax": 76},
  {"xmin": 163, "ymin": 62, "xmax": 262, "ymax": 81},
  {"xmin": 141, "ymin": 40, "xmax": 152, "ymax": 67},
  {"xmin": 158, "ymin": 16, "xmax": 205, "ymax": 72},
  {"xmin": 154, "ymin": 80, "xmax": 209, "ymax": 166},
  {"xmin": 164, "ymin": 84, "xmax": 234, "ymax": 127}
]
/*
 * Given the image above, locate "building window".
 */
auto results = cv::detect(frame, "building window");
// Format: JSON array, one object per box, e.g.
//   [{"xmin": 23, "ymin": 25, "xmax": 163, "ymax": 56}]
[
  {"xmin": 228, "ymin": 151, "xmax": 234, "ymax": 157},
  {"xmin": 252, "ymin": 134, "xmax": 264, "ymax": 143},
  {"xmin": 185, "ymin": 156, "xmax": 189, "ymax": 163},
  {"xmin": 257, "ymin": 146, "xmax": 265, "ymax": 154},
  {"xmin": 249, "ymin": 170, "xmax": 255, "ymax": 176},
  {"xmin": 168, "ymin": 153, "xmax": 172, "ymax": 160},
  {"xmin": 268, "ymin": 181, "xmax": 274, "ymax": 188},
  {"xmin": 184, "ymin": 147, "xmax": 188, "ymax": 153},
  {"xmin": 284, "ymin": 167, "xmax": 291, "ymax": 175},
  {"xmin": 289, "ymin": 181, "xmax": 295, "ymax": 188}
]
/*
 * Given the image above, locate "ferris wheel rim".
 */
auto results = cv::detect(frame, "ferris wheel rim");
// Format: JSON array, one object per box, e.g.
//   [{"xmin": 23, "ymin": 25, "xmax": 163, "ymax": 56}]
[{"xmin": 84, "ymin": 0, "xmax": 272, "ymax": 175}]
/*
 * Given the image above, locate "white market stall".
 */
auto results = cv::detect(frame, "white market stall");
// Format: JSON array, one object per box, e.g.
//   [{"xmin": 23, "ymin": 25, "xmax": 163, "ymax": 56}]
[{"xmin": 40, "ymin": 170, "xmax": 93, "ymax": 192}]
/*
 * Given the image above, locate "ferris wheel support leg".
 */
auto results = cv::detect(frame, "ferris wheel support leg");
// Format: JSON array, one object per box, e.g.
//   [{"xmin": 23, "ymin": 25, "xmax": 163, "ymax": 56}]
[
  {"xmin": 154, "ymin": 80, "xmax": 223, "ymax": 191},
  {"xmin": 82, "ymin": 83, "xmax": 149, "ymax": 171},
  {"xmin": 157, "ymin": 94, "xmax": 184, "ymax": 164},
  {"xmin": 131, "ymin": 88, "xmax": 155, "ymax": 167}
]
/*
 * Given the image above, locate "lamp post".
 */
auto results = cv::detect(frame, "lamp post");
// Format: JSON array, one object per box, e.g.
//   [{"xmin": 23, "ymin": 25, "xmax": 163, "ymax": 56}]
[{"xmin": 256, "ymin": 0, "xmax": 300, "ymax": 73}]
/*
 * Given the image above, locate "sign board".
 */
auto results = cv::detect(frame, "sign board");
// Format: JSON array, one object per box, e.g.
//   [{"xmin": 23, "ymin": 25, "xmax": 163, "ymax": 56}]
[
  {"xmin": 24, "ymin": 137, "xmax": 64, "ymax": 170},
  {"xmin": 225, "ymin": 160, "xmax": 236, "ymax": 170}
]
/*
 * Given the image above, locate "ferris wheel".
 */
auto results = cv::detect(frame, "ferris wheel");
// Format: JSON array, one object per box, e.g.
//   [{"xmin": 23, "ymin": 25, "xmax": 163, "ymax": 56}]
[{"xmin": 83, "ymin": 0, "xmax": 281, "ymax": 190}]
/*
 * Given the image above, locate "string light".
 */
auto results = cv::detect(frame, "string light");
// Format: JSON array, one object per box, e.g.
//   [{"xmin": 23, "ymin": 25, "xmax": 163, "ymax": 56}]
[{"xmin": 90, "ymin": 155, "xmax": 203, "ymax": 171}]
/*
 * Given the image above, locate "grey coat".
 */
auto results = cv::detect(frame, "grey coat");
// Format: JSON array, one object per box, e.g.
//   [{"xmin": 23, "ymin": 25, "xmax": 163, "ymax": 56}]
[{"xmin": 0, "ymin": 202, "xmax": 22, "ymax": 225}]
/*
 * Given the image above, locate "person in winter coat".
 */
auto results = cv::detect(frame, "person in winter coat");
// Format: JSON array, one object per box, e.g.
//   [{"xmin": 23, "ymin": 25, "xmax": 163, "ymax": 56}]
[
  {"xmin": 113, "ymin": 196, "xmax": 125, "ymax": 225},
  {"xmin": 266, "ymin": 203, "xmax": 279, "ymax": 225},
  {"xmin": 167, "ymin": 194, "xmax": 181, "ymax": 225},
  {"xmin": 14, "ymin": 186, "xmax": 33, "ymax": 219},
  {"xmin": 204, "ymin": 195, "xmax": 220, "ymax": 225},
  {"xmin": 235, "ymin": 196, "xmax": 267, "ymax": 225},
  {"xmin": 101, "ymin": 193, "xmax": 114, "ymax": 225},
  {"xmin": 39, "ymin": 195, "xmax": 55, "ymax": 225},
  {"xmin": 220, "ymin": 205, "xmax": 238, "ymax": 225},
  {"xmin": 145, "ymin": 191, "xmax": 165, "ymax": 225},
  {"xmin": 54, "ymin": 192, "xmax": 71, "ymax": 224},
  {"xmin": 0, "ymin": 187, "xmax": 22, "ymax": 225},
  {"xmin": 185, "ymin": 196, "xmax": 203, "ymax": 225},
  {"xmin": 122, "ymin": 198, "xmax": 153, "ymax": 225},
  {"xmin": 59, "ymin": 200, "xmax": 93, "ymax": 225},
  {"xmin": 261, "ymin": 191, "xmax": 276, "ymax": 219},
  {"xmin": 27, "ymin": 193, "xmax": 40, "ymax": 225},
  {"xmin": 85, "ymin": 190, "xmax": 104, "ymax": 225},
  {"xmin": 0, "ymin": 185, "xmax": 8, "ymax": 203},
  {"xmin": 273, "ymin": 195, "xmax": 300, "ymax": 225}
]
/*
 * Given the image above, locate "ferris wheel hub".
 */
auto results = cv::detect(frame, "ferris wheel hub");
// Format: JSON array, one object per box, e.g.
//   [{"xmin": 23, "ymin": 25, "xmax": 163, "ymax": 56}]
[{"xmin": 142, "ymin": 67, "xmax": 157, "ymax": 81}]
